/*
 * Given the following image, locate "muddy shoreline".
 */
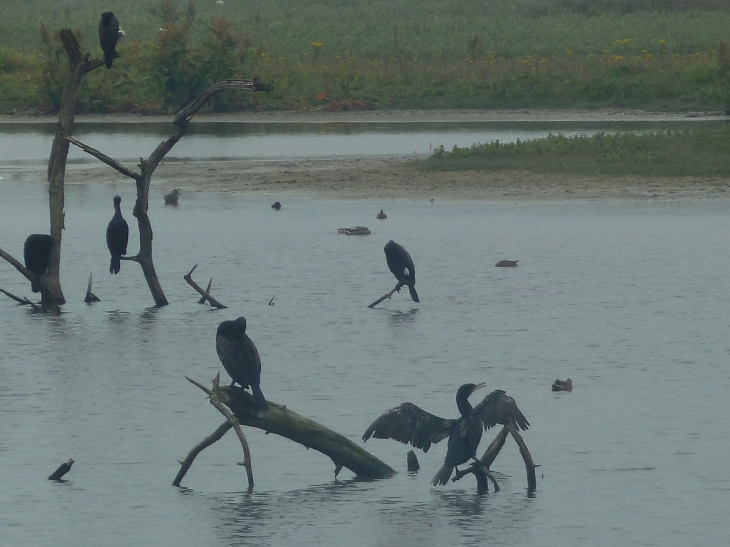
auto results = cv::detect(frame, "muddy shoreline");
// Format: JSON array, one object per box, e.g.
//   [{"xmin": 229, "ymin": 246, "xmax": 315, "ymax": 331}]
[{"xmin": 2, "ymin": 108, "xmax": 728, "ymax": 201}]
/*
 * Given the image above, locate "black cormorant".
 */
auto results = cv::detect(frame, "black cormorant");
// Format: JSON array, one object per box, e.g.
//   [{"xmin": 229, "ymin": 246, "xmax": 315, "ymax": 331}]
[
  {"xmin": 363, "ymin": 383, "xmax": 529, "ymax": 486},
  {"xmin": 106, "ymin": 195, "xmax": 129, "ymax": 274},
  {"xmin": 23, "ymin": 234, "xmax": 54, "ymax": 293},
  {"xmin": 384, "ymin": 240, "xmax": 419, "ymax": 302},
  {"xmin": 216, "ymin": 317, "xmax": 268, "ymax": 410},
  {"xmin": 98, "ymin": 12, "xmax": 120, "ymax": 69}
]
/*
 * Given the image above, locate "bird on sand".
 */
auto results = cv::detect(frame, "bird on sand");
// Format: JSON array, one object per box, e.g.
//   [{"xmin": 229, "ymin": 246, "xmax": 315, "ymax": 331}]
[
  {"xmin": 363, "ymin": 383, "xmax": 529, "ymax": 486},
  {"xmin": 98, "ymin": 12, "xmax": 120, "ymax": 69},
  {"xmin": 106, "ymin": 195, "xmax": 129, "ymax": 274},
  {"xmin": 23, "ymin": 234, "xmax": 54, "ymax": 293},
  {"xmin": 216, "ymin": 317, "xmax": 268, "ymax": 410},
  {"xmin": 384, "ymin": 240, "xmax": 419, "ymax": 302}
]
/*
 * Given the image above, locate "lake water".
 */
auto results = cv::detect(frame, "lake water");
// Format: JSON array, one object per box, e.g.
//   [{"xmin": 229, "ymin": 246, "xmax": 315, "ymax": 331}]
[
  {"xmin": 1, "ymin": 122, "xmax": 729, "ymax": 546},
  {"xmin": 0, "ymin": 119, "xmax": 712, "ymax": 167}
]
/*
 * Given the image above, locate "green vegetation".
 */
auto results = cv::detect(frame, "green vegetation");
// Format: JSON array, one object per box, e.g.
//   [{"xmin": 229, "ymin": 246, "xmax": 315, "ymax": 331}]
[
  {"xmin": 424, "ymin": 127, "xmax": 730, "ymax": 177},
  {"xmin": 1, "ymin": 0, "xmax": 730, "ymax": 114}
]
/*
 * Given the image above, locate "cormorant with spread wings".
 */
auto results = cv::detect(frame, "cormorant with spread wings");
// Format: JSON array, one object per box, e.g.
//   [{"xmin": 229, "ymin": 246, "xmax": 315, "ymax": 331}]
[{"xmin": 363, "ymin": 383, "xmax": 529, "ymax": 485}]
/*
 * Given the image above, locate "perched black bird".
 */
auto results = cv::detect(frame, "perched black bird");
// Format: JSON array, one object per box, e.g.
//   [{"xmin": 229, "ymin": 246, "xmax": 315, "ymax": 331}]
[
  {"xmin": 252, "ymin": 77, "xmax": 274, "ymax": 93},
  {"xmin": 384, "ymin": 240, "xmax": 419, "ymax": 302},
  {"xmin": 363, "ymin": 383, "xmax": 529, "ymax": 486},
  {"xmin": 23, "ymin": 234, "xmax": 54, "ymax": 293},
  {"xmin": 216, "ymin": 317, "xmax": 268, "ymax": 410},
  {"xmin": 106, "ymin": 195, "xmax": 129, "ymax": 274},
  {"xmin": 99, "ymin": 12, "xmax": 120, "ymax": 69}
]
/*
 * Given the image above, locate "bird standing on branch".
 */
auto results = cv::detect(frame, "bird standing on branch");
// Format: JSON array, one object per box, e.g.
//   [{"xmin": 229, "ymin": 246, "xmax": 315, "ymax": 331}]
[
  {"xmin": 216, "ymin": 317, "xmax": 268, "ymax": 410},
  {"xmin": 384, "ymin": 240, "xmax": 419, "ymax": 302},
  {"xmin": 99, "ymin": 11, "xmax": 120, "ymax": 69},
  {"xmin": 363, "ymin": 383, "xmax": 529, "ymax": 486},
  {"xmin": 106, "ymin": 195, "xmax": 128, "ymax": 274}
]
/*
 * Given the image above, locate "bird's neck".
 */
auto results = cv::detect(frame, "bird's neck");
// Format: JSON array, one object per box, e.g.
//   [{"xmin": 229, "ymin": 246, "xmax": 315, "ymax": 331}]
[{"xmin": 457, "ymin": 397, "xmax": 473, "ymax": 418}]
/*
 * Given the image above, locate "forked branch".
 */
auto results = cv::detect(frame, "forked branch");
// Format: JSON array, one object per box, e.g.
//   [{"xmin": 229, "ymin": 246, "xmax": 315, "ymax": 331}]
[{"xmin": 368, "ymin": 282, "xmax": 404, "ymax": 308}]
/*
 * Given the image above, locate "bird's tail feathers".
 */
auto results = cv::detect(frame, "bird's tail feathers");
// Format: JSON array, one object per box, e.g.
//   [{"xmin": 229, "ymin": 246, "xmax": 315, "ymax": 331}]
[
  {"xmin": 252, "ymin": 384, "xmax": 269, "ymax": 411},
  {"xmin": 408, "ymin": 285, "xmax": 420, "ymax": 303},
  {"xmin": 110, "ymin": 256, "xmax": 121, "ymax": 274},
  {"xmin": 431, "ymin": 464, "xmax": 453, "ymax": 486}
]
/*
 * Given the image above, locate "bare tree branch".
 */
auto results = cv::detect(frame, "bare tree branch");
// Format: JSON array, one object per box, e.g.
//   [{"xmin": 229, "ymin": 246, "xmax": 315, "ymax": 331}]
[
  {"xmin": 0, "ymin": 288, "xmax": 38, "ymax": 308},
  {"xmin": 174, "ymin": 79, "xmax": 256, "ymax": 127},
  {"xmin": 64, "ymin": 135, "xmax": 140, "ymax": 179},
  {"xmin": 184, "ymin": 265, "xmax": 227, "ymax": 308},
  {"xmin": 0, "ymin": 247, "xmax": 34, "ymax": 283},
  {"xmin": 368, "ymin": 282, "xmax": 404, "ymax": 308},
  {"xmin": 173, "ymin": 420, "xmax": 233, "ymax": 487}
]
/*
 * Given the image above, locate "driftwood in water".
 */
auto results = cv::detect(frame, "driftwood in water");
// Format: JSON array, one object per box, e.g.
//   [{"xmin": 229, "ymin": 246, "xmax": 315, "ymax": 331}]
[
  {"xmin": 368, "ymin": 282, "xmax": 404, "ymax": 308},
  {"xmin": 84, "ymin": 273, "xmax": 100, "ymax": 303},
  {"xmin": 65, "ymin": 80, "xmax": 261, "ymax": 307},
  {"xmin": 175, "ymin": 376, "xmax": 395, "ymax": 488},
  {"xmin": 184, "ymin": 265, "xmax": 227, "ymax": 309},
  {"xmin": 453, "ymin": 424, "xmax": 537, "ymax": 492},
  {"xmin": 407, "ymin": 450, "xmax": 420, "ymax": 472},
  {"xmin": 173, "ymin": 421, "xmax": 233, "ymax": 487},
  {"xmin": 337, "ymin": 226, "xmax": 371, "ymax": 235},
  {"xmin": 48, "ymin": 458, "xmax": 75, "ymax": 480},
  {"xmin": 0, "ymin": 287, "xmax": 38, "ymax": 309}
]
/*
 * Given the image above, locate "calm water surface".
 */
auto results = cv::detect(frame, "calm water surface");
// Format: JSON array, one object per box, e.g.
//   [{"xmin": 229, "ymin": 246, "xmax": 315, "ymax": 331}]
[
  {"xmin": 1, "ymin": 125, "xmax": 729, "ymax": 546},
  {"xmin": 0, "ymin": 120, "xmax": 715, "ymax": 167}
]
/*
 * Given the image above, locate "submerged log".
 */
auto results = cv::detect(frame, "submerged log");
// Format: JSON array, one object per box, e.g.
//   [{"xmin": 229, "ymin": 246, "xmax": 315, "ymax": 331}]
[
  {"xmin": 406, "ymin": 450, "xmax": 420, "ymax": 472},
  {"xmin": 84, "ymin": 273, "xmax": 100, "ymax": 303},
  {"xmin": 48, "ymin": 458, "xmax": 74, "ymax": 481},
  {"xmin": 183, "ymin": 265, "xmax": 227, "ymax": 309},
  {"xmin": 176, "ymin": 376, "xmax": 395, "ymax": 488}
]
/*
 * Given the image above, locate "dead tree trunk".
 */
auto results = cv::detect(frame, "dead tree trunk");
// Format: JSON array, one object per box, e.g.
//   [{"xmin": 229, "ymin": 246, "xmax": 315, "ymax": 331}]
[
  {"xmin": 0, "ymin": 29, "xmax": 104, "ymax": 305},
  {"xmin": 175, "ymin": 377, "xmax": 396, "ymax": 488},
  {"xmin": 66, "ymin": 80, "xmax": 259, "ymax": 306}
]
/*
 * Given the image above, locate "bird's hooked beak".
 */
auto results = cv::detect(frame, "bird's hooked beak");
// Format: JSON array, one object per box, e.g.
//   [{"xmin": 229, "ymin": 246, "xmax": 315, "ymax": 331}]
[{"xmin": 472, "ymin": 382, "xmax": 486, "ymax": 394}]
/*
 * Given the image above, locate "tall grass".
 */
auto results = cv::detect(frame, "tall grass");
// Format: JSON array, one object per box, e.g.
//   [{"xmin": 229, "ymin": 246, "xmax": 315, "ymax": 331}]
[{"xmin": 1, "ymin": 0, "xmax": 730, "ymax": 113}]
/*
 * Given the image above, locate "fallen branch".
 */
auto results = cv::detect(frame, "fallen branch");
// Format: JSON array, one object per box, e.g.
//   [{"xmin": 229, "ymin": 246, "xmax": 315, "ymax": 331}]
[
  {"xmin": 173, "ymin": 420, "xmax": 233, "ymax": 487},
  {"xmin": 176, "ymin": 375, "xmax": 395, "ymax": 488},
  {"xmin": 48, "ymin": 458, "xmax": 74, "ymax": 481},
  {"xmin": 368, "ymin": 282, "xmax": 403, "ymax": 308},
  {"xmin": 507, "ymin": 424, "xmax": 538, "ymax": 492},
  {"xmin": 188, "ymin": 374, "xmax": 254, "ymax": 490},
  {"xmin": 0, "ymin": 288, "xmax": 39, "ymax": 308},
  {"xmin": 197, "ymin": 278, "xmax": 212, "ymax": 304},
  {"xmin": 184, "ymin": 265, "xmax": 227, "ymax": 308},
  {"xmin": 84, "ymin": 273, "xmax": 100, "ymax": 303}
]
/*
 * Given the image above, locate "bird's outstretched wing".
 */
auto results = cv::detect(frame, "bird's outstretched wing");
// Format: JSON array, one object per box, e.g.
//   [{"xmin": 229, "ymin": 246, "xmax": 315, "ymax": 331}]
[
  {"xmin": 472, "ymin": 390, "xmax": 530, "ymax": 431},
  {"xmin": 362, "ymin": 402, "xmax": 456, "ymax": 452}
]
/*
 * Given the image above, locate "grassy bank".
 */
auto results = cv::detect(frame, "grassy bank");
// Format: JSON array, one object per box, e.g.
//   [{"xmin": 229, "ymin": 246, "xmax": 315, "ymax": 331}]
[
  {"xmin": 423, "ymin": 127, "xmax": 730, "ymax": 177},
  {"xmin": 1, "ymin": 0, "xmax": 730, "ymax": 114}
]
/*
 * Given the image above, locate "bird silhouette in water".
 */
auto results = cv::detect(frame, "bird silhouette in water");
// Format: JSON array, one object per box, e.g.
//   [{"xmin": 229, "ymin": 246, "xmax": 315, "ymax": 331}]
[
  {"xmin": 106, "ymin": 195, "xmax": 129, "ymax": 274},
  {"xmin": 98, "ymin": 12, "xmax": 120, "ymax": 69},
  {"xmin": 363, "ymin": 383, "xmax": 529, "ymax": 486},
  {"xmin": 377, "ymin": 210, "xmax": 387, "ymax": 219},
  {"xmin": 23, "ymin": 234, "xmax": 54, "ymax": 293},
  {"xmin": 384, "ymin": 240, "xmax": 419, "ymax": 302},
  {"xmin": 216, "ymin": 317, "xmax": 268, "ymax": 410},
  {"xmin": 271, "ymin": 201, "xmax": 281, "ymax": 210},
  {"xmin": 164, "ymin": 189, "xmax": 180, "ymax": 205}
]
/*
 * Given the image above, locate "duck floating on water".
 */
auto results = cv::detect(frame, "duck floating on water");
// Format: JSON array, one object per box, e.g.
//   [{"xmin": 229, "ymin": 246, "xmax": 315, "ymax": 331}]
[
  {"xmin": 552, "ymin": 378, "xmax": 573, "ymax": 391},
  {"xmin": 496, "ymin": 260, "xmax": 519, "ymax": 267}
]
